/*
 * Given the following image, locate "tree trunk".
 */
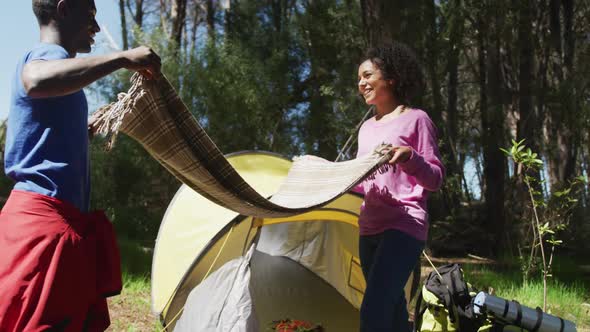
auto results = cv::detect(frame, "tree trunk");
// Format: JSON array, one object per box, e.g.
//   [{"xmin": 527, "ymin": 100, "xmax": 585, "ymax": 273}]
[
  {"xmin": 171, "ymin": 0, "xmax": 188, "ymax": 47},
  {"xmin": 478, "ymin": 3, "xmax": 506, "ymax": 256},
  {"xmin": 119, "ymin": 0, "xmax": 129, "ymax": 50},
  {"xmin": 546, "ymin": 0, "xmax": 577, "ymax": 190},
  {"xmin": 477, "ymin": 8, "xmax": 489, "ymax": 246},
  {"xmin": 190, "ymin": 2, "xmax": 202, "ymax": 53},
  {"xmin": 360, "ymin": 0, "xmax": 397, "ymax": 47},
  {"xmin": 447, "ymin": 0, "xmax": 462, "ymax": 152},
  {"xmin": 561, "ymin": 0, "xmax": 577, "ymax": 183},
  {"xmin": 562, "ymin": 0, "xmax": 574, "ymax": 75},
  {"xmin": 360, "ymin": 0, "xmax": 423, "ymax": 47},
  {"xmin": 224, "ymin": 1, "xmax": 232, "ymax": 39},
  {"xmin": 426, "ymin": 0, "xmax": 443, "ymax": 127},
  {"xmin": 125, "ymin": 0, "xmax": 143, "ymax": 47},
  {"xmin": 426, "ymin": 0, "xmax": 457, "ymax": 215},
  {"xmin": 549, "ymin": 0, "xmax": 563, "ymax": 80},
  {"xmin": 206, "ymin": 0, "xmax": 215, "ymax": 42},
  {"xmin": 134, "ymin": 0, "xmax": 144, "ymax": 28},
  {"xmin": 513, "ymin": 0, "xmax": 541, "ymax": 234},
  {"xmin": 0, "ymin": 121, "xmax": 5, "ymax": 158},
  {"xmin": 160, "ymin": 0, "xmax": 170, "ymax": 37},
  {"xmin": 517, "ymin": 0, "xmax": 535, "ymax": 148},
  {"xmin": 537, "ymin": 0, "xmax": 550, "ymax": 189},
  {"xmin": 271, "ymin": 0, "xmax": 283, "ymax": 33},
  {"xmin": 444, "ymin": 0, "xmax": 464, "ymax": 207}
]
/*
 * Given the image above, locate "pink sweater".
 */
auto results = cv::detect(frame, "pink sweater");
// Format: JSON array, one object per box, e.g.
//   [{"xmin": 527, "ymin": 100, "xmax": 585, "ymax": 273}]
[{"xmin": 355, "ymin": 108, "xmax": 444, "ymax": 241}]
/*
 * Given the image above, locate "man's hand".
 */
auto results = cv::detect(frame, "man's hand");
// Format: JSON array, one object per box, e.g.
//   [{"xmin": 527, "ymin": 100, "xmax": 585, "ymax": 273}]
[
  {"xmin": 388, "ymin": 146, "xmax": 412, "ymax": 164},
  {"xmin": 121, "ymin": 46, "xmax": 161, "ymax": 79}
]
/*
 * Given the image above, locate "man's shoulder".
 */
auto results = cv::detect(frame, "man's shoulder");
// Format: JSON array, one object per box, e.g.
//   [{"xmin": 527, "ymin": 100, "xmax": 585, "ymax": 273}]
[{"xmin": 24, "ymin": 43, "xmax": 70, "ymax": 63}]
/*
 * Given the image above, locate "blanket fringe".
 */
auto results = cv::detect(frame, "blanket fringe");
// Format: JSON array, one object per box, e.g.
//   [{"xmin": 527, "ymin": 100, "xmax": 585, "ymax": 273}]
[{"xmin": 93, "ymin": 73, "xmax": 147, "ymax": 150}]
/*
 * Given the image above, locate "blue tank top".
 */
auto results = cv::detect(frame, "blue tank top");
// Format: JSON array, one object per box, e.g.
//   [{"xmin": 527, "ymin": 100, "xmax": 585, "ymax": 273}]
[{"xmin": 4, "ymin": 43, "xmax": 90, "ymax": 212}]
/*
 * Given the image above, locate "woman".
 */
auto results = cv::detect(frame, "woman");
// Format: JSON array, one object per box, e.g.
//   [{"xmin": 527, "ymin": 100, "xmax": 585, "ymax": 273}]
[{"xmin": 355, "ymin": 43, "xmax": 444, "ymax": 332}]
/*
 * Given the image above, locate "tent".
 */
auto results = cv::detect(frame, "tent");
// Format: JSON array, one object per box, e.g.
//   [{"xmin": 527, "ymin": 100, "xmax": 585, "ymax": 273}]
[{"xmin": 151, "ymin": 151, "xmax": 419, "ymax": 331}]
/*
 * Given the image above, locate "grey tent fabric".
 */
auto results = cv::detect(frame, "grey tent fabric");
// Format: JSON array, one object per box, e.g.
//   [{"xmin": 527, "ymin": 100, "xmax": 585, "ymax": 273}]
[
  {"xmin": 93, "ymin": 74, "xmax": 391, "ymax": 218},
  {"xmin": 173, "ymin": 245, "xmax": 259, "ymax": 332}
]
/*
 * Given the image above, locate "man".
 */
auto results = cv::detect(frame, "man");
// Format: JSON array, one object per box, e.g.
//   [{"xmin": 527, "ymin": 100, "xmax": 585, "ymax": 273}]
[{"xmin": 0, "ymin": 0, "xmax": 161, "ymax": 330}]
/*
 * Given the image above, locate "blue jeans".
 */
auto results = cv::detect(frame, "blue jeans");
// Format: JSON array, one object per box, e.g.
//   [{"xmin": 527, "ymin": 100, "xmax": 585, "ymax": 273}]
[{"xmin": 359, "ymin": 229, "xmax": 424, "ymax": 332}]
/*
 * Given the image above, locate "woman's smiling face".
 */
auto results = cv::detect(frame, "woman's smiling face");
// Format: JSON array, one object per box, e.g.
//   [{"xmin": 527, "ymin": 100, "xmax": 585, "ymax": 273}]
[{"xmin": 357, "ymin": 59, "xmax": 395, "ymax": 106}]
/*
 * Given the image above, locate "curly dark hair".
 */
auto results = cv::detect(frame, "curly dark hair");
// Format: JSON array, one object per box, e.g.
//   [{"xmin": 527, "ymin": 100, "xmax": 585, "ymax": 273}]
[{"xmin": 362, "ymin": 43, "xmax": 424, "ymax": 105}]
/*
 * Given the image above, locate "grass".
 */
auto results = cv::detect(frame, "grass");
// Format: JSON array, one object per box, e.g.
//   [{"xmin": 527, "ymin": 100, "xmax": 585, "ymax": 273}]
[
  {"xmin": 108, "ymin": 238, "xmax": 589, "ymax": 331},
  {"xmin": 462, "ymin": 263, "xmax": 590, "ymax": 330},
  {"xmin": 106, "ymin": 238, "xmax": 162, "ymax": 332}
]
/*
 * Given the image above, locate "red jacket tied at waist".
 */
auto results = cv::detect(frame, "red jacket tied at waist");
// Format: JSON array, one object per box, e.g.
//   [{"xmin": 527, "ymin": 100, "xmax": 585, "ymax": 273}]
[{"xmin": 0, "ymin": 190, "xmax": 122, "ymax": 332}]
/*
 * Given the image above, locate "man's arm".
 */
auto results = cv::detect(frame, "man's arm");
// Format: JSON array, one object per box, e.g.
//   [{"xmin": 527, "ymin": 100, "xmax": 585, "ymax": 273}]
[{"xmin": 22, "ymin": 46, "xmax": 161, "ymax": 99}]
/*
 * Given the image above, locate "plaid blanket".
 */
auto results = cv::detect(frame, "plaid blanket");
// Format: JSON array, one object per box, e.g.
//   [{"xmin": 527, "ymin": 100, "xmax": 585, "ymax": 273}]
[{"xmin": 93, "ymin": 74, "xmax": 391, "ymax": 218}]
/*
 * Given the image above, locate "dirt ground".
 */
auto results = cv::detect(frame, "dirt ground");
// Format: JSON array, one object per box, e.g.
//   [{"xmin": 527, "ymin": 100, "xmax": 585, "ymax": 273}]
[{"xmin": 107, "ymin": 289, "xmax": 158, "ymax": 332}]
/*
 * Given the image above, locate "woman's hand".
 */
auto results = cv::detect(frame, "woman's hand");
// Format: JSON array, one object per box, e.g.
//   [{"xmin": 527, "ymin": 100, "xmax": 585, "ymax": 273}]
[{"xmin": 388, "ymin": 146, "xmax": 412, "ymax": 164}]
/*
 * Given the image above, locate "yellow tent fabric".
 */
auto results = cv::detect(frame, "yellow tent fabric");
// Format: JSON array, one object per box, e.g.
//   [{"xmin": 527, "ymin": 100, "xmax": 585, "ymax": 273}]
[
  {"xmin": 151, "ymin": 151, "xmax": 418, "ymax": 331},
  {"xmin": 152, "ymin": 152, "xmax": 291, "ymax": 313}
]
